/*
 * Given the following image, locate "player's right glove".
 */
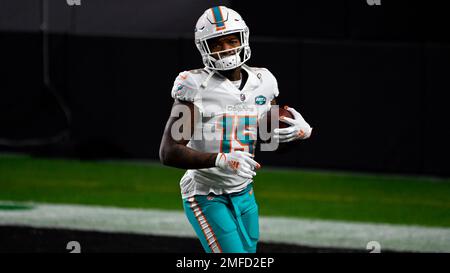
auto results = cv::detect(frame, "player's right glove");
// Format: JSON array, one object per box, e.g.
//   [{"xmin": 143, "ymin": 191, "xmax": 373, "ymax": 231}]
[{"xmin": 215, "ymin": 151, "xmax": 261, "ymax": 179}]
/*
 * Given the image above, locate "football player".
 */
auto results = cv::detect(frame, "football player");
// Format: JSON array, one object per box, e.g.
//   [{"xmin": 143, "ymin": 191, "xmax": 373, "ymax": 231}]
[{"xmin": 159, "ymin": 6, "xmax": 312, "ymax": 253}]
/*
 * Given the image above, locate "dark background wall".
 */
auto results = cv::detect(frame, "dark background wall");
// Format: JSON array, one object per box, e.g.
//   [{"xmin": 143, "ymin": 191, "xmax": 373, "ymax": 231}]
[{"xmin": 0, "ymin": 0, "xmax": 449, "ymax": 177}]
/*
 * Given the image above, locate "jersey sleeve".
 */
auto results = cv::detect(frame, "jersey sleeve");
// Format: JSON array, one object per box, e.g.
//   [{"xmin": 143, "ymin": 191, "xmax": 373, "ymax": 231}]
[
  {"xmin": 171, "ymin": 71, "xmax": 200, "ymax": 102},
  {"xmin": 272, "ymin": 75, "xmax": 279, "ymax": 99},
  {"xmin": 262, "ymin": 68, "xmax": 279, "ymax": 100}
]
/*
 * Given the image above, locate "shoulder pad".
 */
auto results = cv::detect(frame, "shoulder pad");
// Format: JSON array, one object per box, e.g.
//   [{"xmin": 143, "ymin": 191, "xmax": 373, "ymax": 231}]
[
  {"xmin": 171, "ymin": 69, "xmax": 207, "ymax": 101},
  {"xmin": 248, "ymin": 67, "xmax": 279, "ymax": 98}
]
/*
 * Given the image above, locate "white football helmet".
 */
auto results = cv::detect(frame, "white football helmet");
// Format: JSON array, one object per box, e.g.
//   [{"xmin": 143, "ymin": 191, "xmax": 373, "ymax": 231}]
[{"xmin": 195, "ymin": 6, "xmax": 251, "ymax": 71}]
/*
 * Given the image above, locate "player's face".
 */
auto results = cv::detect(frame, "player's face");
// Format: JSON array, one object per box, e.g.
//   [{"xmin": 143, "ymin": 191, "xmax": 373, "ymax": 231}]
[{"xmin": 207, "ymin": 34, "xmax": 241, "ymax": 59}]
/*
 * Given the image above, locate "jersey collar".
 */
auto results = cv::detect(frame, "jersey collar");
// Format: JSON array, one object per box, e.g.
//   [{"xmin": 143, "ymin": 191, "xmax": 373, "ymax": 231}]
[{"xmin": 240, "ymin": 64, "xmax": 261, "ymax": 92}]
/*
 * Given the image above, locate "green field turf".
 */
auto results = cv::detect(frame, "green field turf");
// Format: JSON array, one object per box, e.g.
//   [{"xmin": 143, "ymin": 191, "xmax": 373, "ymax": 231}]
[{"xmin": 0, "ymin": 153, "xmax": 449, "ymax": 228}]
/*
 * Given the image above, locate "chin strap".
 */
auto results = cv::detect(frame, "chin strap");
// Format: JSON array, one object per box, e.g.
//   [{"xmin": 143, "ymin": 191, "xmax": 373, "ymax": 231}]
[{"xmin": 201, "ymin": 68, "xmax": 216, "ymax": 89}]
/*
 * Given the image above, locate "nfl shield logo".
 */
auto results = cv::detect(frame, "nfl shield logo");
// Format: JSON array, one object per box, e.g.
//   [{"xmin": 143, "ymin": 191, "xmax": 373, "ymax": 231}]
[{"xmin": 240, "ymin": 94, "xmax": 246, "ymax": 101}]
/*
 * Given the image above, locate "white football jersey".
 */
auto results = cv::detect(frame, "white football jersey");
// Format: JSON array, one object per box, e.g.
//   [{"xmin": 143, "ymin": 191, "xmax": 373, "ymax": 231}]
[{"xmin": 170, "ymin": 64, "xmax": 279, "ymax": 199}]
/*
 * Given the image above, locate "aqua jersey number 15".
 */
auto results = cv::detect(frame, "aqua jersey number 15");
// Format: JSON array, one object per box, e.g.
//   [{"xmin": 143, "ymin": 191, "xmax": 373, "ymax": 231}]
[{"xmin": 217, "ymin": 114, "xmax": 257, "ymax": 155}]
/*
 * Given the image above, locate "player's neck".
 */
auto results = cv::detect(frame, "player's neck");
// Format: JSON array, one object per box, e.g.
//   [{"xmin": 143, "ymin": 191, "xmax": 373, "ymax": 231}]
[{"xmin": 220, "ymin": 67, "xmax": 242, "ymax": 81}]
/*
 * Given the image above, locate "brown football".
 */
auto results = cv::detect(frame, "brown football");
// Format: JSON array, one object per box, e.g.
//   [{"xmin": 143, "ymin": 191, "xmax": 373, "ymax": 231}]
[
  {"xmin": 278, "ymin": 107, "xmax": 295, "ymax": 128},
  {"xmin": 261, "ymin": 106, "xmax": 294, "ymax": 133}
]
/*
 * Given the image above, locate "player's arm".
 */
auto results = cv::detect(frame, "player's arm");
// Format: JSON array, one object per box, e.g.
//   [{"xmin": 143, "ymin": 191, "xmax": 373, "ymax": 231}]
[
  {"xmin": 159, "ymin": 99, "xmax": 217, "ymax": 169},
  {"xmin": 267, "ymin": 71, "xmax": 312, "ymax": 143}
]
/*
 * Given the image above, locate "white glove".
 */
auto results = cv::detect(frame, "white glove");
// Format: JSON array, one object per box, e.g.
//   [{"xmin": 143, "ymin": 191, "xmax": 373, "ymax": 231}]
[
  {"xmin": 273, "ymin": 106, "xmax": 313, "ymax": 143},
  {"xmin": 215, "ymin": 151, "xmax": 261, "ymax": 179}
]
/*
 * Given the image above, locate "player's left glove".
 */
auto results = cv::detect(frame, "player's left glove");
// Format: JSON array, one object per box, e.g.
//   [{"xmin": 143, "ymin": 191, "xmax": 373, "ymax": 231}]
[
  {"xmin": 215, "ymin": 151, "xmax": 261, "ymax": 179},
  {"xmin": 273, "ymin": 106, "xmax": 313, "ymax": 143}
]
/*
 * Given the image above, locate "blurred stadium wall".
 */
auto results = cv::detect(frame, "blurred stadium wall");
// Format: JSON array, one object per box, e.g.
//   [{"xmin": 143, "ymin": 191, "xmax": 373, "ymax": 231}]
[{"xmin": 0, "ymin": 0, "xmax": 449, "ymax": 177}]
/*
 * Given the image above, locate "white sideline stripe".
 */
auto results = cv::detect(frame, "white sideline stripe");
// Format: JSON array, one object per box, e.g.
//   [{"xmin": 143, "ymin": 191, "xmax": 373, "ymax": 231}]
[{"xmin": 0, "ymin": 201, "xmax": 449, "ymax": 253}]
